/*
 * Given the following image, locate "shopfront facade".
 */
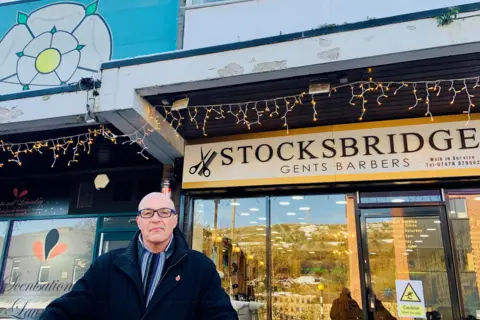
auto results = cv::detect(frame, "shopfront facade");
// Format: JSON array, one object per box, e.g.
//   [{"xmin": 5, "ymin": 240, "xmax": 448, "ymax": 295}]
[
  {"xmin": 0, "ymin": 167, "xmax": 164, "ymax": 319},
  {"xmin": 181, "ymin": 115, "xmax": 480, "ymax": 320}
]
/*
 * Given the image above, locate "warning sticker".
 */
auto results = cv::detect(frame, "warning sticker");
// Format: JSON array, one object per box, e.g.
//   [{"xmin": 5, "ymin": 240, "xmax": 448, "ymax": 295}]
[
  {"xmin": 400, "ymin": 283, "xmax": 421, "ymax": 302},
  {"xmin": 396, "ymin": 280, "xmax": 426, "ymax": 319}
]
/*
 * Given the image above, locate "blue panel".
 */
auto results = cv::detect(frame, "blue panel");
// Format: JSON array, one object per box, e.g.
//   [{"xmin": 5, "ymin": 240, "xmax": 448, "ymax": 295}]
[{"xmin": 0, "ymin": 0, "xmax": 178, "ymax": 95}]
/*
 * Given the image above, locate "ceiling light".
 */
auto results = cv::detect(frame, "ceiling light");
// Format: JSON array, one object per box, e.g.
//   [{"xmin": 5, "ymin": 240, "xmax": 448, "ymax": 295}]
[
  {"xmin": 299, "ymin": 207, "xmax": 310, "ymax": 211},
  {"xmin": 273, "ymin": 243, "xmax": 280, "ymax": 246},
  {"xmin": 287, "ymin": 249, "xmax": 292, "ymax": 252},
  {"xmin": 415, "ymin": 240, "xmax": 423, "ymax": 243},
  {"xmin": 434, "ymin": 220, "xmax": 441, "ymax": 224},
  {"xmin": 231, "ymin": 202, "xmax": 240, "ymax": 206},
  {"xmin": 420, "ymin": 235, "xmax": 429, "ymax": 238},
  {"xmin": 240, "ymin": 213, "xmax": 250, "ymax": 216},
  {"xmin": 249, "ymin": 221, "xmax": 257, "ymax": 224},
  {"xmin": 298, "ymin": 218, "xmax": 305, "ymax": 220},
  {"xmin": 292, "ymin": 196, "xmax": 304, "ymax": 200},
  {"xmin": 427, "ymin": 228, "xmax": 436, "ymax": 231},
  {"xmin": 307, "ymin": 237, "xmax": 312, "ymax": 240},
  {"xmin": 287, "ymin": 212, "xmax": 297, "ymax": 216},
  {"xmin": 275, "ymin": 236, "xmax": 283, "ymax": 239},
  {"xmin": 309, "ymin": 251, "xmax": 315, "ymax": 254},
  {"xmin": 370, "ymin": 252, "xmax": 377, "ymax": 255},
  {"xmin": 391, "ymin": 199, "xmax": 405, "ymax": 203},
  {"xmin": 256, "ymin": 228, "xmax": 264, "ymax": 231},
  {"xmin": 272, "ymin": 231, "xmax": 280, "ymax": 234},
  {"xmin": 336, "ymin": 200, "xmax": 347, "ymax": 205},
  {"xmin": 450, "ymin": 210, "xmax": 456, "ymax": 214},
  {"xmin": 258, "ymin": 217, "xmax": 266, "ymax": 221},
  {"xmin": 250, "ymin": 208, "xmax": 259, "ymax": 212},
  {"xmin": 94, "ymin": 174, "xmax": 110, "ymax": 190},
  {"xmin": 279, "ymin": 202, "xmax": 290, "ymax": 206},
  {"xmin": 406, "ymin": 249, "xmax": 413, "ymax": 252}
]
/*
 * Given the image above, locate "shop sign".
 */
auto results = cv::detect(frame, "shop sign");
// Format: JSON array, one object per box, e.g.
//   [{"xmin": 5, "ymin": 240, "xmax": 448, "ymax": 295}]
[
  {"xmin": 395, "ymin": 280, "xmax": 426, "ymax": 318},
  {"xmin": 0, "ymin": 184, "xmax": 69, "ymax": 216},
  {"xmin": 183, "ymin": 116, "xmax": 480, "ymax": 188}
]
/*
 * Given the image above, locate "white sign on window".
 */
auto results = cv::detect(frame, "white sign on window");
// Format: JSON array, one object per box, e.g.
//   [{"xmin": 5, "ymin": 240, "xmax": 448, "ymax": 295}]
[
  {"xmin": 395, "ymin": 280, "xmax": 426, "ymax": 318},
  {"xmin": 183, "ymin": 117, "xmax": 480, "ymax": 189}
]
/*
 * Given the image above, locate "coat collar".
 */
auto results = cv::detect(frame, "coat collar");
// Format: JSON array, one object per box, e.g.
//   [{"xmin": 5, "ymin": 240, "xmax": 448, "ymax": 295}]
[{"xmin": 112, "ymin": 228, "xmax": 190, "ymax": 312}]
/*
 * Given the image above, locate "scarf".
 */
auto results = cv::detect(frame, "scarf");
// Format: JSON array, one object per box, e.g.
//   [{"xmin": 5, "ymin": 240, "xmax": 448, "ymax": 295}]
[{"xmin": 137, "ymin": 234, "xmax": 175, "ymax": 307}]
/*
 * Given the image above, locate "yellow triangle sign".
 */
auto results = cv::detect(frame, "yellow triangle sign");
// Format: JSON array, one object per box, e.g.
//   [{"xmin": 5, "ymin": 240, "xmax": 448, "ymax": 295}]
[{"xmin": 400, "ymin": 283, "xmax": 421, "ymax": 302}]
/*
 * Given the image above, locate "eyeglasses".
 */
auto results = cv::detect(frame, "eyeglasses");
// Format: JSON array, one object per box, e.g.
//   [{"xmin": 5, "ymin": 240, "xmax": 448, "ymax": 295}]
[{"xmin": 138, "ymin": 208, "xmax": 176, "ymax": 219}]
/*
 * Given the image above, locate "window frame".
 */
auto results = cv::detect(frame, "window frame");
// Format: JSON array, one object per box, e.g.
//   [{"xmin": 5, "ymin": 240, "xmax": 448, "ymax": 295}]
[
  {"xmin": 10, "ymin": 260, "xmax": 20, "ymax": 285},
  {"xmin": 38, "ymin": 265, "xmax": 51, "ymax": 285}
]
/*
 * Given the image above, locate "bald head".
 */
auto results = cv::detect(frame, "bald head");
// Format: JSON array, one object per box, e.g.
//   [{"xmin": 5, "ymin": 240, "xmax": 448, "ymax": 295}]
[
  {"xmin": 138, "ymin": 192, "xmax": 175, "ymax": 212},
  {"xmin": 136, "ymin": 192, "xmax": 178, "ymax": 253}
]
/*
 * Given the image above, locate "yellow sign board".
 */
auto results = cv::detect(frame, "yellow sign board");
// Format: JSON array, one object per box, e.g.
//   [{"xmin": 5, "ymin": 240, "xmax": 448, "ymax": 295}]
[
  {"xmin": 396, "ymin": 280, "xmax": 426, "ymax": 319},
  {"xmin": 400, "ymin": 283, "xmax": 421, "ymax": 303},
  {"xmin": 399, "ymin": 305, "xmax": 426, "ymax": 317}
]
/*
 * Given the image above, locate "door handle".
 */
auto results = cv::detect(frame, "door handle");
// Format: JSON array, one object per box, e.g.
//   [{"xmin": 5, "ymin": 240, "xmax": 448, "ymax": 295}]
[{"xmin": 368, "ymin": 293, "xmax": 376, "ymax": 312}]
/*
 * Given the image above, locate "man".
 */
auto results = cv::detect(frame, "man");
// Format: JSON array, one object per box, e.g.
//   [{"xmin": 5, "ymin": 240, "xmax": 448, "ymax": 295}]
[{"xmin": 41, "ymin": 192, "xmax": 238, "ymax": 320}]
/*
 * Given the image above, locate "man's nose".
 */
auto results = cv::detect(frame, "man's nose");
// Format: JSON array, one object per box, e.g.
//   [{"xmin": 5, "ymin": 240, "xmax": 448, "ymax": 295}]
[{"xmin": 150, "ymin": 212, "xmax": 163, "ymax": 222}]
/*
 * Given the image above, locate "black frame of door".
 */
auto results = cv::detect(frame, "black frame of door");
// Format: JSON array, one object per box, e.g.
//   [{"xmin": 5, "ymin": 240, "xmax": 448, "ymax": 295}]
[{"xmin": 356, "ymin": 198, "xmax": 461, "ymax": 320}]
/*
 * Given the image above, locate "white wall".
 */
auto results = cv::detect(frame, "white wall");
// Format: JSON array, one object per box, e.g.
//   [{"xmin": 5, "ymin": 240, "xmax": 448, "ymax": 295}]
[{"xmin": 184, "ymin": 0, "xmax": 478, "ymax": 49}]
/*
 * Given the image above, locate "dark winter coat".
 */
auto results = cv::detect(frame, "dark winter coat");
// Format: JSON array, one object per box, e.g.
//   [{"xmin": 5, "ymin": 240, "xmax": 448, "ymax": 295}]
[{"xmin": 41, "ymin": 228, "xmax": 238, "ymax": 320}]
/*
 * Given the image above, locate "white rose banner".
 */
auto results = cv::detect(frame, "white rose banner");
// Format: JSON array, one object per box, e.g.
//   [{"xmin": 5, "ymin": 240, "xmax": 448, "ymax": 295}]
[{"xmin": 0, "ymin": 1, "xmax": 112, "ymax": 94}]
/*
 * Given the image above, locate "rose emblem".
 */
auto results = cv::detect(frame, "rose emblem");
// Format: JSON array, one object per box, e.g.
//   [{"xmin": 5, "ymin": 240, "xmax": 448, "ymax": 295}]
[{"xmin": 0, "ymin": 1, "xmax": 112, "ymax": 95}]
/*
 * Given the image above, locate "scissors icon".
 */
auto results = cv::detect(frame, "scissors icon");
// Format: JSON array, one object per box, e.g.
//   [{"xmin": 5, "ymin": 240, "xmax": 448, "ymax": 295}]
[{"xmin": 189, "ymin": 147, "xmax": 217, "ymax": 177}]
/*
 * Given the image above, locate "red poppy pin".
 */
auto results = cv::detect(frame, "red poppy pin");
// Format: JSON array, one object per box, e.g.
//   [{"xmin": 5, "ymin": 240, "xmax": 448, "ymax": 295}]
[{"xmin": 175, "ymin": 275, "xmax": 181, "ymax": 282}]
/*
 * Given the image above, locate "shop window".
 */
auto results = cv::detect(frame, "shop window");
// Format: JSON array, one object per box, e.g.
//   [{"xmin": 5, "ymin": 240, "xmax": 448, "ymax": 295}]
[
  {"xmin": 38, "ymin": 266, "xmax": 51, "ymax": 284},
  {"xmin": 446, "ymin": 189, "xmax": 480, "ymax": 319},
  {"xmin": 271, "ymin": 194, "xmax": 362, "ymax": 319},
  {"xmin": 192, "ymin": 197, "xmax": 267, "ymax": 319},
  {"xmin": 1, "ymin": 217, "xmax": 97, "ymax": 318}
]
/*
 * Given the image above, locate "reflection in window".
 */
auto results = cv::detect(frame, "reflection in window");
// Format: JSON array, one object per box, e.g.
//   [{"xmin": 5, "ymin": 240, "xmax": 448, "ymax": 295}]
[
  {"xmin": 38, "ymin": 266, "xmax": 51, "ymax": 284},
  {"xmin": 10, "ymin": 261, "xmax": 20, "ymax": 285},
  {"xmin": 271, "ymin": 194, "xmax": 363, "ymax": 320},
  {"xmin": 0, "ymin": 218, "xmax": 97, "ymax": 318},
  {"xmin": 0, "ymin": 221, "xmax": 8, "ymax": 260},
  {"xmin": 360, "ymin": 190, "xmax": 441, "ymax": 204},
  {"xmin": 72, "ymin": 259, "xmax": 88, "ymax": 284},
  {"xmin": 192, "ymin": 198, "xmax": 267, "ymax": 319},
  {"xmin": 447, "ymin": 189, "xmax": 480, "ymax": 319}
]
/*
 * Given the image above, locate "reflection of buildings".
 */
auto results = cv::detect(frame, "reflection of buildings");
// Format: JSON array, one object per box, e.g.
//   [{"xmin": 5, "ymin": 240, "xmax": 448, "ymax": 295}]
[
  {"xmin": 194, "ymin": 197, "xmax": 362, "ymax": 320},
  {"xmin": 449, "ymin": 194, "xmax": 480, "ymax": 317},
  {"xmin": 369, "ymin": 211, "xmax": 452, "ymax": 319},
  {"xmin": 1, "ymin": 226, "xmax": 95, "ymax": 311}
]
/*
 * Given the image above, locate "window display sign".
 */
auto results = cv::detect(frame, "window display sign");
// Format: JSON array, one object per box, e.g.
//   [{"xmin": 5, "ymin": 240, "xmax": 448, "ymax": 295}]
[
  {"xmin": 183, "ymin": 116, "xmax": 480, "ymax": 189},
  {"xmin": 395, "ymin": 280, "xmax": 426, "ymax": 318},
  {"xmin": 0, "ymin": 218, "xmax": 96, "ymax": 319},
  {"xmin": 0, "ymin": 183, "xmax": 69, "ymax": 216}
]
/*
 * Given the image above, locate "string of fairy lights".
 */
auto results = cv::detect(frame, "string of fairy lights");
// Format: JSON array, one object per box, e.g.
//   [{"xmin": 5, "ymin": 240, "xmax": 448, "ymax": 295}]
[
  {"xmin": 161, "ymin": 76, "xmax": 479, "ymax": 136},
  {"xmin": 0, "ymin": 75, "xmax": 478, "ymax": 168},
  {"xmin": 0, "ymin": 125, "xmax": 152, "ymax": 168}
]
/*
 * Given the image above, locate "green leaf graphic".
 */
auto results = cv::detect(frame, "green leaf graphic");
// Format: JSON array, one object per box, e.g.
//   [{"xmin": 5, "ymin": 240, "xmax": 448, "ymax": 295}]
[
  {"xmin": 17, "ymin": 12, "xmax": 28, "ymax": 25},
  {"xmin": 85, "ymin": 1, "xmax": 98, "ymax": 16},
  {"xmin": 76, "ymin": 44, "xmax": 85, "ymax": 51},
  {"xmin": 23, "ymin": 84, "xmax": 29, "ymax": 91},
  {"xmin": 16, "ymin": 52, "xmax": 24, "ymax": 57}
]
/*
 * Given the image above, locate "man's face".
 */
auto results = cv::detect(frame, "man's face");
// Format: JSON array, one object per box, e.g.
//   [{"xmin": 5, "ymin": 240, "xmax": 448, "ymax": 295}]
[{"xmin": 136, "ymin": 208, "xmax": 178, "ymax": 246}]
